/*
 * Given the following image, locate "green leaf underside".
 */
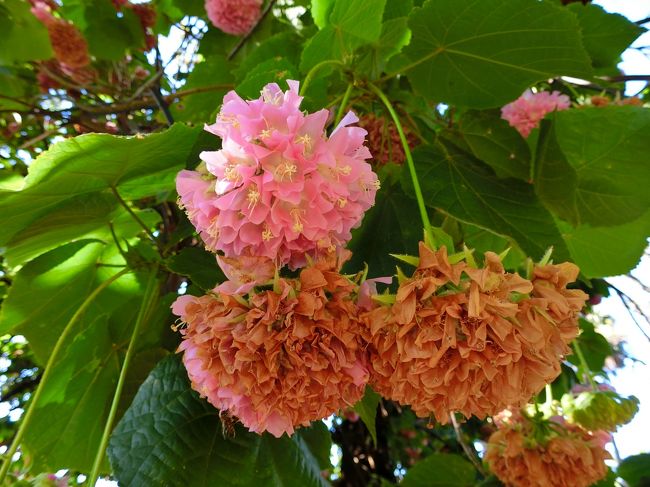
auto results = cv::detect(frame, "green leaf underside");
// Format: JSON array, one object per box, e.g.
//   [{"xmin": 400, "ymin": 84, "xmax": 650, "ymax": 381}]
[
  {"xmin": 567, "ymin": 3, "xmax": 645, "ymax": 69},
  {"xmin": 405, "ymin": 141, "xmax": 570, "ymax": 261},
  {"xmin": 108, "ymin": 355, "xmax": 328, "ymax": 487},
  {"xmin": 401, "ymin": 453, "xmax": 476, "ymax": 486},
  {"xmin": 536, "ymin": 107, "xmax": 650, "ymax": 227},
  {"xmin": 446, "ymin": 109, "xmax": 530, "ymax": 181},
  {"xmin": 353, "ymin": 386, "xmax": 381, "ymax": 445},
  {"xmin": 0, "ymin": 124, "xmax": 201, "ymax": 254},
  {"xmin": 403, "ymin": 0, "xmax": 592, "ymax": 108}
]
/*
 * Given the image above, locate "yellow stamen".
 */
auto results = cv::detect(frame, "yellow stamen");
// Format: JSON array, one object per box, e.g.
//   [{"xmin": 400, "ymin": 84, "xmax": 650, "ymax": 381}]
[{"xmin": 247, "ymin": 186, "xmax": 260, "ymax": 209}]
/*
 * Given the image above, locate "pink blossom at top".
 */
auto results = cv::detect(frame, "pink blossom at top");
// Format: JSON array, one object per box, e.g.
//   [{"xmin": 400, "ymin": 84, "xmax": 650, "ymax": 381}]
[
  {"xmin": 501, "ymin": 90, "xmax": 571, "ymax": 138},
  {"xmin": 177, "ymin": 80, "xmax": 379, "ymax": 269},
  {"xmin": 205, "ymin": 0, "xmax": 262, "ymax": 36}
]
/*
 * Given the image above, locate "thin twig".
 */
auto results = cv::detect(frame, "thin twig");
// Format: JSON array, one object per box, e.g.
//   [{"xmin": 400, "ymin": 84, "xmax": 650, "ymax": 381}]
[
  {"xmin": 227, "ymin": 0, "xmax": 278, "ymax": 60},
  {"xmin": 609, "ymin": 285, "xmax": 650, "ymax": 342},
  {"xmin": 110, "ymin": 186, "xmax": 160, "ymax": 250},
  {"xmin": 76, "ymin": 84, "xmax": 234, "ymax": 114},
  {"xmin": 636, "ymin": 16, "xmax": 650, "ymax": 25},
  {"xmin": 149, "ymin": 88, "xmax": 174, "ymax": 126},
  {"xmin": 126, "ymin": 70, "xmax": 164, "ymax": 103},
  {"xmin": 449, "ymin": 412, "xmax": 485, "ymax": 475}
]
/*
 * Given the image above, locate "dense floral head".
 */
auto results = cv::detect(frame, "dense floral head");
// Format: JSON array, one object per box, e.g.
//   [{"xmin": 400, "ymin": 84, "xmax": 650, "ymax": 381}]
[
  {"xmin": 172, "ymin": 257, "xmax": 369, "ymax": 437},
  {"xmin": 177, "ymin": 80, "xmax": 379, "ymax": 269},
  {"xmin": 485, "ymin": 412, "xmax": 610, "ymax": 487},
  {"xmin": 31, "ymin": 2, "xmax": 90, "ymax": 69},
  {"xmin": 501, "ymin": 90, "xmax": 571, "ymax": 138},
  {"xmin": 358, "ymin": 113, "xmax": 418, "ymax": 166},
  {"xmin": 205, "ymin": 0, "xmax": 263, "ymax": 36},
  {"xmin": 362, "ymin": 243, "xmax": 587, "ymax": 422}
]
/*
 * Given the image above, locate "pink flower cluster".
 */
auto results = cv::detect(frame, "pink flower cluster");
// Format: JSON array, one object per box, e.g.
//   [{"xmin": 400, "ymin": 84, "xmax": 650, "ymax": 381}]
[
  {"xmin": 177, "ymin": 80, "xmax": 379, "ymax": 269},
  {"xmin": 501, "ymin": 90, "xmax": 571, "ymax": 138},
  {"xmin": 205, "ymin": 0, "xmax": 263, "ymax": 36}
]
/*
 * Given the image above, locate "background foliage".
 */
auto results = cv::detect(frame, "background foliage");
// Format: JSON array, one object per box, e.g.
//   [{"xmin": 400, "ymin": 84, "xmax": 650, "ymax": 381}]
[{"xmin": 0, "ymin": 0, "xmax": 649, "ymax": 485}]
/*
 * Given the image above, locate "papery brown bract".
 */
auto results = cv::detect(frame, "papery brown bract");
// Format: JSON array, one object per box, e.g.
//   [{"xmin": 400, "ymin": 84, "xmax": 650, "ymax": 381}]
[
  {"xmin": 485, "ymin": 414, "xmax": 609, "ymax": 487},
  {"xmin": 172, "ymin": 257, "xmax": 368, "ymax": 437},
  {"xmin": 362, "ymin": 243, "xmax": 587, "ymax": 422}
]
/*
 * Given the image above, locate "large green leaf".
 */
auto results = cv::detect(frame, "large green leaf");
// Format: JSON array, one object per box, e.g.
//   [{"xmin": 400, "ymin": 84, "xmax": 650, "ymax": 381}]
[
  {"xmin": 558, "ymin": 212, "xmax": 650, "ymax": 279},
  {"xmin": 445, "ymin": 110, "xmax": 530, "ymax": 181},
  {"xmin": 405, "ymin": 141, "xmax": 569, "ymax": 261},
  {"xmin": 0, "ymin": 241, "xmax": 139, "ymax": 363},
  {"xmin": 0, "ymin": 0, "xmax": 52, "ymax": 65},
  {"xmin": 402, "ymin": 0, "xmax": 591, "ymax": 108},
  {"xmin": 237, "ymin": 58, "xmax": 299, "ymax": 100},
  {"xmin": 3, "ymin": 192, "xmax": 160, "ymax": 267},
  {"xmin": 166, "ymin": 246, "xmax": 225, "ymax": 291},
  {"xmin": 536, "ymin": 108, "xmax": 650, "ymax": 227},
  {"xmin": 170, "ymin": 56, "xmax": 234, "ymax": 123},
  {"xmin": 618, "ymin": 454, "xmax": 650, "ymax": 487},
  {"xmin": 83, "ymin": 0, "xmax": 144, "ymax": 60},
  {"xmin": 21, "ymin": 306, "xmax": 165, "ymax": 473},
  {"xmin": 567, "ymin": 3, "xmax": 645, "ymax": 69},
  {"xmin": 108, "ymin": 355, "xmax": 328, "ymax": 487},
  {"xmin": 567, "ymin": 319, "xmax": 612, "ymax": 373},
  {"xmin": 0, "ymin": 124, "xmax": 201, "ymax": 250},
  {"xmin": 401, "ymin": 453, "xmax": 476, "ymax": 486},
  {"xmin": 347, "ymin": 164, "xmax": 420, "ymax": 278},
  {"xmin": 353, "ymin": 386, "xmax": 381, "ymax": 445},
  {"xmin": 300, "ymin": 0, "xmax": 387, "ymax": 71}
]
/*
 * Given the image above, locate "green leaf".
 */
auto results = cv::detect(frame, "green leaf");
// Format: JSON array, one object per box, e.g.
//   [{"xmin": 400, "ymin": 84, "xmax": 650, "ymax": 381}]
[
  {"xmin": 405, "ymin": 140, "xmax": 569, "ymax": 261},
  {"xmin": 357, "ymin": 17, "xmax": 412, "ymax": 79},
  {"xmin": 461, "ymin": 223, "xmax": 526, "ymax": 270},
  {"xmin": 353, "ymin": 386, "xmax": 381, "ymax": 445},
  {"xmin": 237, "ymin": 58, "xmax": 298, "ymax": 100},
  {"xmin": 346, "ymin": 164, "xmax": 420, "ymax": 277},
  {"xmin": 4, "ymin": 192, "xmax": 160, "ymax": 267},
  {"xmin": 567, "ymin": 3, "xmax": 645, "ymax": 69},
  {"xmin": 0, "ymin": 124, "xmax": 201, "ymax": 253},
  {"xmin": 618, "ymin": 454, "xmax": 650, "ymax": 487},
  {"xmin": 300, "ymin": 0, "xmax": 387, "ymax": 71},
  {"xmin": 0, "ymin": 240, "xmax": 139, "ymax": 363},
  {"xmin": 84, "ymin": 0, "xmax": 144, "ymax": 60},
  {"xmin": 22, "ymin": 305, "xmax": 165, "ymax": 473},
  {"xmin": 310, "ymin": 0, "xmax": 334, "ymax": 29},
  {"xmin": 558, "ymin": 211, "xmax": 650, "ymax": 278},
  {"xmin": 567, "ymin": 319, "xmax": 612, "ymax": 373},
  {"xmin": 536, "ymin": 107, "xmax": 650, "ymax": 227},
  {"xmin": 166, "ymin": 246, "xmax": 225, "ymax": 291},
  {"xmin": 401, "ymin": 453, "xmax": 476, "ymax": 486},
  {"xmin": 299, "ymin": 421, "xmax": 332, "ymax": 471},
  {"xmin": 445, "ymin": 110, "xmax": 530, "ymax": 181},
  {"xmin": 402, "ymin": 0, "xmax": 592, "ymax": 108},
  {"xmin": 232, "ymin": 32, "xmax": 302, "ymax": 81},
  {"xmin": 108, "ymin": 355, "xmax": 328, "ymax": 487},
  {"xmin": 170, "ymin": 56, "xmax": 234, "ymax": 123},
  {"xmin": 0, "ymin": 0, "xmax": 52, "ymax": 64}
]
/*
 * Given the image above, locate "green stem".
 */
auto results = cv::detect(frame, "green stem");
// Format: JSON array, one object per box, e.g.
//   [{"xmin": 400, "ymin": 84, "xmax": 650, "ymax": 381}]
[
  {"xmin": 0, "ymin": 269, "xmax": 131, "ymax": 484},
  {"xmin": 545, "ymin": 383, "xmax": 553, "ymax": 408},
  {"xmin": 87, "ymin": 266, "xmax": 160, "ymax": 485},
  {"xmin": 111, "ymin": 186, "xmax": 158, "ymax": 249},
  {"xmin": 572, "ymin": 340, "xmax": 598, "ymax": 390},
  {"xmin": 334, "ymin": 83, "xmax": 354, "ymax": 127},
  {"xmin": 367, "ymin": 82, "xmax": 435, "ymax": 246},
  {"xmin": 300, "ymin": 60, "xmax": 345, "ymax": 96}
]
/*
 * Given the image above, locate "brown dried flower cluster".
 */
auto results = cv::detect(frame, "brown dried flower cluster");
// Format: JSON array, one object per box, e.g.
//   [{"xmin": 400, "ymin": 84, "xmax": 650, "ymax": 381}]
[
  {"xmin": 362, "ymin": 242, "xmax": 587, "ymax": 422},
  {"xmin": 31, "ymin": 2, "xmax": 90, "ymax": 69},
  {"xmin": 173, "ymin": 254, "xmax": 368, "ymax": 437},
  {"xmin": 485, "ymin": 413, "xmax": 609, "ymax": 487},
  {"xmin": 358, "ymin": 114, "xmax": 419, "ymax": 166}
]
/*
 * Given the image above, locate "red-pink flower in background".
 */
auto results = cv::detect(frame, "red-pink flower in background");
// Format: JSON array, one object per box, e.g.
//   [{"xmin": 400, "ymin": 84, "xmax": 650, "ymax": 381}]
[
  {"xmin": 501, "ymin": 90, "xmax": 571, "ymax": 138},
  {"xmin": 177, "ymin": 80, "xmax": 379, "ymax": 269},
  {"xmin": 205, "ymin": 0, "xmax": 263, "ymax": 36}
]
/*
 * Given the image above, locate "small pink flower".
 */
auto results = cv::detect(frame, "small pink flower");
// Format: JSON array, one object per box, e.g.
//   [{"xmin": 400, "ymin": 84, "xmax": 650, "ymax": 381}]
[
  {"xmin": 501, "ymin": 90, "xmax": 571, "ymax": 138},
  {"xmin": 177, "ymin": 80, "xmax": 379, "ymax": 269},
  {"xmin": 205, "ymin": 0, "xmax": 263, "ymax": 36}
]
